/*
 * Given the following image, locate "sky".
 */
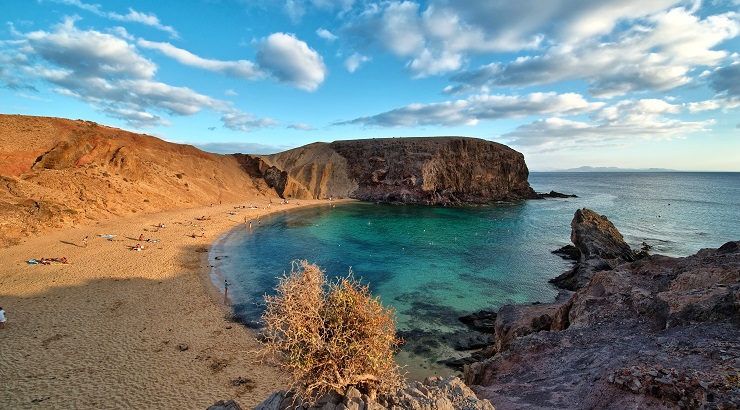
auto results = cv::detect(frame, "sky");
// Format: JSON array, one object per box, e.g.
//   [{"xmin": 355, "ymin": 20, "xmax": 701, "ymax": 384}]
[{"xmin": 1, "ymin": 0, "xmax": 739, "ymax": 171}]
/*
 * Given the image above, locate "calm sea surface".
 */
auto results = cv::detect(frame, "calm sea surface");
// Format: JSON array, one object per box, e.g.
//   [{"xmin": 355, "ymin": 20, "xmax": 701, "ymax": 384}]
[{"xmin": 210, "ymin": 172, "xmax": 740, "ymax": 378}]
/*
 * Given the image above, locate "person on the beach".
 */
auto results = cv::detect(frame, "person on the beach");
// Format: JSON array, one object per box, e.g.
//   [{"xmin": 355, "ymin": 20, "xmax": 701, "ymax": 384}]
[
  {"xmin": 0, "ymin": 306, "xmax": 7, "ymax": 329},
  {"xmin": 138, "ymin": 233, "xmax": 144, "ymax": 241},
  {"xmin": 224, "ymin": 280, "xmax": 229, "ymax": 297},
  {"xmin": 83, "ymin": 236, "xmax": 88, "ymax": 247}
]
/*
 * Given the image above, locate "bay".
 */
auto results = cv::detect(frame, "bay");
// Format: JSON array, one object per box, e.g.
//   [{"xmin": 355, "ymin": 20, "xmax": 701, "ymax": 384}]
[{"xmin": 210, "ymin": 172, "xmax": 740, "ymax": 378}]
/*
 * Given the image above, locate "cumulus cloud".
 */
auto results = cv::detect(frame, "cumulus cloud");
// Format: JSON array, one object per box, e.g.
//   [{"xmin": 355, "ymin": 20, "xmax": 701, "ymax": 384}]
[
  {"xmin": 344, "ymin": 52, "xmax": 370, "ymax": 73},
  {"xmin": 502, "ymin": 99, "xmax": 713, "ymax": 151},
  {"xmin": 255, "ymin": 33, "xmax": 327, "ymax": 91},
  {"xmin": 221, "ymin": 112, "xmax": 278, "ymax": 132},
  {"xmin": 316, "ymin": 28, "xmax": 338, "ymax": 41},
  {"xmin": 2, "ymin": 17, "xmax": 272, "ymax": 130},
  {"xmin": 338, "ymin": 92, "xmax": 604, "ymax": 127},
  {"xmin": 341, "ymin": 0, "xmax": 691, "ymax": 78},
  {"xmin": 138, "ymin": 40, "xmax": 263, "ymax": 79},
  {"xmin": 447, "ymin": 7, "xmax": 740, "ymax": 97}
]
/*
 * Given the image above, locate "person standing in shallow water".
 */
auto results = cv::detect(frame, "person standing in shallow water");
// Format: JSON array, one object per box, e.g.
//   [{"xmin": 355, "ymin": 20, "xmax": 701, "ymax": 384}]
[
  {"xmin": 223, "ymin": 279, "xmax": 230, "ymax": 305},
  {"xmin": 0, "ymin": 306, "xmax": 7, "ymax": 329}
]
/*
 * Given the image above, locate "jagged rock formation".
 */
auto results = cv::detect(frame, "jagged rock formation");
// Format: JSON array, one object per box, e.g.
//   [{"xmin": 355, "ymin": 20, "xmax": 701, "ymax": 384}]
[
  {"xmin": 261, "ymin": 137, "xmax": 537, "ymax": 205},
  {"xmin": 253, "ymin": 377, "xmax": 495, "ymax": 410},
  {"xmin": 460, "ymin": 208, "xmax": 740, "ymax": 410},
  {"xmin": 549, "ymin": 208, "xmax": 636, "ymax": 290}
]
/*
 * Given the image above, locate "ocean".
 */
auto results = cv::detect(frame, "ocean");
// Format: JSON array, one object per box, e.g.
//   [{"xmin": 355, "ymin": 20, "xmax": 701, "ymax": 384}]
[{"xmin": 210, "ymin": 172, "xmax": 740, "ymax": 378}]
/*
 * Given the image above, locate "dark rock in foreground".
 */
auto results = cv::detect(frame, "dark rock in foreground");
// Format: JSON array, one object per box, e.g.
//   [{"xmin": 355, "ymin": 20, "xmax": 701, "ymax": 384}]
[
  {"xmin": 254, "ymin": 377, "xmax": 494, "ymax": 410},
  {"xmin": 463, "ymin": 208, "xmax": 740, "ymax": 410}
]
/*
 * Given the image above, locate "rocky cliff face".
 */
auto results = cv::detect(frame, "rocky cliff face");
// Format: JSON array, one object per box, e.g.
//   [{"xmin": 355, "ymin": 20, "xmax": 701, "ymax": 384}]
[
  {"xmin": 460, "ymin": 208, "xmax": 740, "ymax": 410},
  {"xmin": 262, "ymin": 137, "xmax": 537, "ymax": 205}
]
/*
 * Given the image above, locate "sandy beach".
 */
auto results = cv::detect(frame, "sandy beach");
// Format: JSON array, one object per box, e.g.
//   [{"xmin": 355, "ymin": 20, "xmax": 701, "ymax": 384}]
[{"xmin": 0, "ymin": 198, "xmax": 333, "ymax": 409}]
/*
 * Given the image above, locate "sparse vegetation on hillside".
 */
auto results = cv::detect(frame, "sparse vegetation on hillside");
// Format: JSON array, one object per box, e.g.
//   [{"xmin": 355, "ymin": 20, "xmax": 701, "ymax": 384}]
[{"xmin": 260, "ymin": 261, "xmax": 402, "ymax": 403}]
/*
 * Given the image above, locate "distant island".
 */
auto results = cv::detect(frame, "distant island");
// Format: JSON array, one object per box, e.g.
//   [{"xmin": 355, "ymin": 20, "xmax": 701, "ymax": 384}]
[{"xmin": 539, "ymin": 166, "xmax": 678, "ymax": 172}]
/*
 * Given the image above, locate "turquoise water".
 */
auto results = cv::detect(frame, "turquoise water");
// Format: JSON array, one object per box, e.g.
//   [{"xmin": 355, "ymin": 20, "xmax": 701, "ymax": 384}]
[{"xmin": 210, "ymin": 172, "xmax": 740, "ymax": 377}]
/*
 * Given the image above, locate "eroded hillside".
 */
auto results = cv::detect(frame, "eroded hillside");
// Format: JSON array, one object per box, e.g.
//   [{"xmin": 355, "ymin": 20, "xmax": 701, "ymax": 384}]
[{"xmin": 0, "ymin": 115, "xmax": 272, "ymax": 246}]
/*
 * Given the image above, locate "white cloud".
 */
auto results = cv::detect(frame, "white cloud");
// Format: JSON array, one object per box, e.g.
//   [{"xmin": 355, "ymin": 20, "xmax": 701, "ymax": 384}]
[
  {"xmin": 53, "ymin": 0, "xmax": 179, "ymax": 38},
  {"xmin": 448, "ymin": 7, "xmax": 740, "ymax": 97},
  {"xmin": 255, "ymin": 33, "xmax": 327, "ymax": 91},
  {"xmin": 224, "ymin": 89, "xmax": 238, "ymax": 96},
  {"xmin": 26, "ymin": 17, "xmax": 156, "ymax": 79},
  {"xmin": 288, "ymin": 122, "xmax": 315, "ymax": 130},
  {"xmin": 502, "ymin": 98, "xmax": 713, "ymax": 151},
  {"xmin": 338, "ymin": 92, "xmax": 604, "ymax": 127},
  {"xmin": 221, "ymin": 112, "xmax": 278, "ymax": 132},
  {"xmin": 341, "ymin": 0, "xmax": 739, "ymax": 84},
  {"xmin": 316, "ymin": 28, "xmax": 338, "ymax": 41},
  {"xmin": 138, "ymin": 39, "xmax": 263, "ymax": 79},
  {"xmin": 3, "ymin": 17, "xmax": 273, "ymax": 131},
  {"xmin": 344, "ymin": 52, "xmax": 370, "ymax": 73}
]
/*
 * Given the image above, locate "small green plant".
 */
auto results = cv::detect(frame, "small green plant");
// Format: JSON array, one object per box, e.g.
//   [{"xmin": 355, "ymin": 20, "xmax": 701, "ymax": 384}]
[{"xmin": 260, "ymin": 261, "xmax": 402, "ymax": 403}]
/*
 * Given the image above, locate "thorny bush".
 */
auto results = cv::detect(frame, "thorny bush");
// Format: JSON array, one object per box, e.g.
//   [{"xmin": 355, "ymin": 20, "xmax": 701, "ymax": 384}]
[{"xmin": 260, "ymin": 260, "xmax": 402, "ymax": 403}]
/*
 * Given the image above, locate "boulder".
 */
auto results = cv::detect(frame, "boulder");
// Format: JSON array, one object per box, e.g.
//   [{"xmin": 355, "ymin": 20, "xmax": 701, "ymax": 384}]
[
  {"xmin": 458, "ymin": 310, "xmax": 498, "ymax": 333},
  {"xmin": 549, "ymin": 208, "xmax": 635, "ymax": 290}
]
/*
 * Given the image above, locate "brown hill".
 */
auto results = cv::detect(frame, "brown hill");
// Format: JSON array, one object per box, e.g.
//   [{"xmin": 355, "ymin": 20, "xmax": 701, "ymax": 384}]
[{"xmin": 0, "ymin": 114, "xmax": 274, "ymax": 246}]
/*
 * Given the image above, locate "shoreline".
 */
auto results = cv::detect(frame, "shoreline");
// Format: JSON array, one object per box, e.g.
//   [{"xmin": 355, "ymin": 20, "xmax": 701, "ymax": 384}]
[{"xmin": 0, "ymin": 198, "xmax": 336, "ymax": 409}]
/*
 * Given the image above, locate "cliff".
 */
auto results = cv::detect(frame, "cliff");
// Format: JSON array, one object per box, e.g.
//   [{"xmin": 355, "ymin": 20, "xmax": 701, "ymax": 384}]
[{"xmin": 262, "ymin": 137, "xmax": 537, "ymax": 204}]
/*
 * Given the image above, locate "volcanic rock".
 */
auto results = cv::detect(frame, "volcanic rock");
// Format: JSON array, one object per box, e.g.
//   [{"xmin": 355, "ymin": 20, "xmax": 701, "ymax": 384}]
[
  {"xmin": 254, "ymin": 376, "xmax": 495, "ymax": 410},
  {"xmin": 262, "ymin": 137, "xmax": 537, "ymax": 205},
  {"xmin": 549, "ymin": 208, "xmax": 636, "ymax": 290},
  {"xmin": 462, "ymin": 207, "xmax": 740, "ymax": 409}
]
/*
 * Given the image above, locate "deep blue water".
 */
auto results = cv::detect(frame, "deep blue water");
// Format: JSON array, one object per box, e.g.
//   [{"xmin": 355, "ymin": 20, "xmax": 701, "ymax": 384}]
[{"xmin": 210, "ymin": 172, "xmax": 740, "ymax": 377}]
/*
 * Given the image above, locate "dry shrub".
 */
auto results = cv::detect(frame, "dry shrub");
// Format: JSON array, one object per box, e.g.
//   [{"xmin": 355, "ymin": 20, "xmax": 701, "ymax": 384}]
[{"xmin": 261, "ymin": 260, "xmax": 402, "ymax": 402}]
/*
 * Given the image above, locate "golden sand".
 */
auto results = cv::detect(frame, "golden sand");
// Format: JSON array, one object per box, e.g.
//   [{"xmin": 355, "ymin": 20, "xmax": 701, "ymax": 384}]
[{"xmin": 0, "ymin": 199, "xmax": 335, "ymax": 409}]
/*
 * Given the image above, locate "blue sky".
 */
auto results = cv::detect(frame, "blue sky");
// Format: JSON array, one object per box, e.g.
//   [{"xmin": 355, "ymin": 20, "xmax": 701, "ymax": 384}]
[{"xmin": 1, "ymin": 0, "xmax": 739, "ymax": 171}]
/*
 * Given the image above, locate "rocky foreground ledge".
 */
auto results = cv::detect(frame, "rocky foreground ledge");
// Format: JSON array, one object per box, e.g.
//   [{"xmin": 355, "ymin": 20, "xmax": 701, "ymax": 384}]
[{"xmin": 461, "ymin": 208, "xmax": 740, "ymax": 409}]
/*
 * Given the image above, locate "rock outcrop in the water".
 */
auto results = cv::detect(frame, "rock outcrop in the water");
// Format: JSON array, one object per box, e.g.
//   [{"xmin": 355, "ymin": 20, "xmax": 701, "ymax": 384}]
[
  {"xmin": 549, "ymin": 208, "xmax": 636, "ymax": 290},
  {"xmin": 260, "ymin": 137, "xmax": 537, "ymax": 205},
  {"xmin": 461, "ymin": 208, "xmax": 740, "ymax": 410}
]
